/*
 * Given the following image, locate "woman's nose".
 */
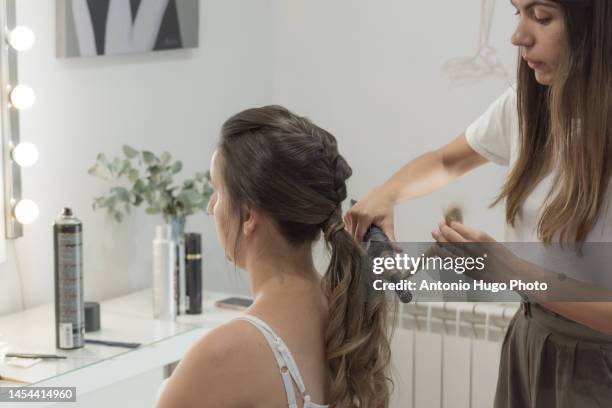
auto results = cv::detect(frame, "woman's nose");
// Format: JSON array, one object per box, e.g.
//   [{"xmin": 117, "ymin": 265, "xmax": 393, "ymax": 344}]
[{"xmin": 511, "ymin": 23, "xmax": 534, "ymax": 48}]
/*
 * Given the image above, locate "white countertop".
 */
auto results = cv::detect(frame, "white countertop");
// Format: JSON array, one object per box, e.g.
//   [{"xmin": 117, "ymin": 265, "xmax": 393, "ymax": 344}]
[{"xmin": 0, "ymin": 289, "xmax": 245, "ymax": 406}]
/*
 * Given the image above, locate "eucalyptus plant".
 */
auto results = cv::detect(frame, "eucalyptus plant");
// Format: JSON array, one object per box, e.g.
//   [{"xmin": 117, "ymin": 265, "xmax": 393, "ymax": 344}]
[{"xmin": 88, "ymin": 145, "xmax": 212, "ymax": 223}]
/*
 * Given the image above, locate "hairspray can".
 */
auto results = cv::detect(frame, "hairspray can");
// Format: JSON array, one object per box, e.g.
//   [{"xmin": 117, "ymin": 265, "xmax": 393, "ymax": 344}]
[
  {"xmin": 153, "ymin": 225, "xmax": 177, "ymax": 320},
  {"xmin": 53, "ymin": 208, "xmax": 85, "ymax": 349},
  {"xmin": 185, "ymin": 233, "xmax": 202, "ymax": 314}
]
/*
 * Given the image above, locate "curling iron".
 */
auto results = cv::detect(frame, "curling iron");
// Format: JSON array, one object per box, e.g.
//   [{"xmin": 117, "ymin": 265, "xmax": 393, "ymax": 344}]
[
  {"xmin": 363, "ymin": 222, "xmax": 414, "ymax": 303},
  {"xmin": 351, "ymin": 200, "xmax": 463, "ymax": 304}
]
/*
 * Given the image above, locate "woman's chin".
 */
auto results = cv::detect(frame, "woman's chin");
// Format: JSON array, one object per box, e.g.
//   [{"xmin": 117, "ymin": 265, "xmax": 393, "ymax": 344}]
[{"xmin": 534, "ymin": 70, "xmax": 553, "ymax": 86}]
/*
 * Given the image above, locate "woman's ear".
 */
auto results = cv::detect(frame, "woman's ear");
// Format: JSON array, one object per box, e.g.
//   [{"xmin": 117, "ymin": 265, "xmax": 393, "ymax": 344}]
[{"xmin": 241, "ymin": 207, "xmax": 259, "ymax": 236}]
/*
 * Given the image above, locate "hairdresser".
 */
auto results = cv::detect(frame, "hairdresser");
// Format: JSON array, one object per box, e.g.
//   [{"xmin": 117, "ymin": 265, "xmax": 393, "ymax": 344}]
[{"xmin": 346, "ymin": 1, "xmax": 612, "ymax": 407}]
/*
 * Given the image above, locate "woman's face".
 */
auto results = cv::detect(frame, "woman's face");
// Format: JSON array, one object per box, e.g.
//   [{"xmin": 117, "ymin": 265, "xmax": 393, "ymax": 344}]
[
  {"xmin": 207, "ymin": 149, "xmax": 239, "ymax": 263},
  {"xmin": 511, "ymin": 0, "xmax": 567, "ymax": 85}
]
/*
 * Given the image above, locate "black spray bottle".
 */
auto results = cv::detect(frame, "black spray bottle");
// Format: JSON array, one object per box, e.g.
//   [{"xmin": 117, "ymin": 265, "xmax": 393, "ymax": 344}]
[
  {"xmin": 53, "ymin": 208, "xmax": 85, "ymax": 349},
  {"xmin": 184, "ymin": 233, "xmax": 202, "ymax": 314}
]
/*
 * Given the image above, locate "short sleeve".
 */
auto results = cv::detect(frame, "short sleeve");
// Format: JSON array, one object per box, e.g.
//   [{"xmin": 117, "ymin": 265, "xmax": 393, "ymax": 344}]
[{"xmin": 465, "ymin": 86, "xmax": 517, "ymax": 166}]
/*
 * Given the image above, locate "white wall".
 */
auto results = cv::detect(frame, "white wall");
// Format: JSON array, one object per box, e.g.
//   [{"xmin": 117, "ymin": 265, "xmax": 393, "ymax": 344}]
[
  {"xmin": 270, "ymin": 0, "xmax": 517, "ymax": 243},
  {"xmin": 0, "ymin": 0, "xmax": 273, "ymax": 315}
]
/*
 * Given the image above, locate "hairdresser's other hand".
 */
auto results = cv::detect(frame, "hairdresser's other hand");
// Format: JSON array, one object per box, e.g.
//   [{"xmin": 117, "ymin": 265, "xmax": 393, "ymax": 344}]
[
  {"xmin": 431, "ymin": 220, "xmax": 495, "ymax": 244},
  {"xmin": 345, "ymin": 186, "xmax": 396, "ymax": 242},
  {"xmin": 431, "ymin": 220, "xmax": 519, "ymax": 282}
]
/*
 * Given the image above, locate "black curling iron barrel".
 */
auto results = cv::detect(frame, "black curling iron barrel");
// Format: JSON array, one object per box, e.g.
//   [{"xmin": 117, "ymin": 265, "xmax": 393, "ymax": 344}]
[
  {"xmin": 350, "ymin": 199, "xmax": 412, "ymax": 303},
  {"xmin": 363, "ymin": 224, "xmax": 413, "ymax": 304}
]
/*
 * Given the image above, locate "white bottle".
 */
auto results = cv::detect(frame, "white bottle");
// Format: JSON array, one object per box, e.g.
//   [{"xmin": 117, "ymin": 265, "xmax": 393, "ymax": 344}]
[{"xmin": 152, "ymin": 225, "xmax": 176, "ymax": 320}]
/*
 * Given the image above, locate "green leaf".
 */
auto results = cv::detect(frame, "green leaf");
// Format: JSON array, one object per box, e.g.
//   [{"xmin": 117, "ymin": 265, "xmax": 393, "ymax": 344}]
[
  {"xmin": 128, "ymin": 169, "xmax": 139, "ymax": 182},
  {"xmin": 114, "ymin": 212, "xmax": 124, "ymax": 223},
  {"xmin": 146, "ymin": 207, "xmax": 160, "ymax": 214},
  {"xmin": 161, "ymin": 152, "xmax": 171, "ymax": 164},
  {"xmin": 149, "ymin": 165, "xmax": 162, "ymax": 175},
  {"xmin": 111, "ymin": 187, "xmax": 130, "ymax": 202},
  {"xmin": 201, "ymin": 185, "xmax": 213, "ymax": 200},
  {"xmin": 96, "ymin": 153, "xmax": 107, "ymax": 162},
  {"xmin": 157, "ymin": 195, "xmax": 170, "ymax": 209},
  {"xmin": 92, "ymin": 197, "xmax": 108, "ymax": 210},
  {"xmin": 178, "ymin": 189, "xmax": 202, "ymax": 206},
  {"xmin": 111, "ymin": 158, "xmax": 123, "ymax": 175},
  {"xmin": 142, "ymin": 188, "xmax": 154, "ymax": 204},
  {"xmin": 107, "ymin": 196, "xmax": 118, "ymax": 209},
  {"xmin": 150, "ymin": 173, "xmax": 161, "ymax": 185},
  {"xmin": 122, "ymin": 145, "xmax": 138, "ymax": 159},
  {"xmin": 117, "ymin": 160, "xmax": 131, "ymax": 177},
  {"xmin": 142, "ymin": 151, "xmax": 156, "ymax": 165},
  {"xmin": 133, "ymin": 179, "xmax": 145, "ymax": 193},
  {"xmin": 171, "ymin": 161, "xmax": 183, "ymax": 174},
  {"xmin": 88, "ymin": 163, "xmax": 112, "ymax": 180}
]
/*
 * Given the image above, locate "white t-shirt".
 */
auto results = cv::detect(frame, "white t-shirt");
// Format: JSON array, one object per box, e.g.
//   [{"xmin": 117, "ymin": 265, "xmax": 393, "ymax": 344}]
[{"xmin": 465, "ymin": 86, "xmax": 612, "ymax": 244}]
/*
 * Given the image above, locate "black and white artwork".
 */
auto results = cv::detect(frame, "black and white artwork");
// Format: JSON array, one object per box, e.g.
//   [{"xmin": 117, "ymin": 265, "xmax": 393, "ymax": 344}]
[
  {"xmin": 57, "ymin": 0, "xmax": 199, "ymax": 57},
  {"xmin": 442, "ymin": 0, "xmax": 510, "ymax": 85}
]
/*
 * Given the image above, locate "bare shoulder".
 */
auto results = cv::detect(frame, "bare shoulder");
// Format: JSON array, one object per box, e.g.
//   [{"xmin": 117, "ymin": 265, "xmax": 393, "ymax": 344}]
[
  {"xmin": 157, "ymin": 318, "xmax": 272, "ymax": 408},
  {"xmin": 189, "ymin": 318, "xmax": 264, "ymax": 370}
]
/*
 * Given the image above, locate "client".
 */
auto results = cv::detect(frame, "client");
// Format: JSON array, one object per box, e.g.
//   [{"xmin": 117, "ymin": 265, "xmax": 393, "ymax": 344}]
[{"xmin": 157, "ymin": 105, "xmax": 393, "ymax": 407}]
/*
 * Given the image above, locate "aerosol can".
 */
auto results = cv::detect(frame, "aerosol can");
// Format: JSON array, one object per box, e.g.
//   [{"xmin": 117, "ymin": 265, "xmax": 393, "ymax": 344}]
[{"xmin": 53, "ymin": 208, "xmax": 85, "ymax": 349}]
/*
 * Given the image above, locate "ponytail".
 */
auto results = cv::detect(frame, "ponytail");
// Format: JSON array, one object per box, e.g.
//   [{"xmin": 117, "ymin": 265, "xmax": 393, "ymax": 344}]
[{"xmin": 321, "ymin": 208, "xmax": 393, "ymax": 407}]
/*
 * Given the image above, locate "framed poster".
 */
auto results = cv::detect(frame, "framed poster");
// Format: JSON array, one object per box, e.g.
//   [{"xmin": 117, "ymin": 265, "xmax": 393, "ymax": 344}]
[{"xmin": 57, "ymin": 0, "xmax": 199, "ymax": 57}]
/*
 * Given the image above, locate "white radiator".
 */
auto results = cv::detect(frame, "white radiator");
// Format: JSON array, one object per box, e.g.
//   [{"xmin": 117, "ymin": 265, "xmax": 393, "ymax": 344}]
[{"xmin": 390, "ymin": 302, "xmax": 518, "ymax": 408}]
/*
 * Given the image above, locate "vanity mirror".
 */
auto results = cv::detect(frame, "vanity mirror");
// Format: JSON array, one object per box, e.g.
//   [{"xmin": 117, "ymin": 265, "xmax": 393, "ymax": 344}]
[{"xmin": 0, "ymin": 0, "xmax": 39, "ymax": 247}]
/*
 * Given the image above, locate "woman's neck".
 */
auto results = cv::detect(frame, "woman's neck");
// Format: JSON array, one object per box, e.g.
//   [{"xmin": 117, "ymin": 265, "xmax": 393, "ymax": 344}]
[{"xmin": 246, "ymin": 244, "xmax": 320, "ymax": 302}]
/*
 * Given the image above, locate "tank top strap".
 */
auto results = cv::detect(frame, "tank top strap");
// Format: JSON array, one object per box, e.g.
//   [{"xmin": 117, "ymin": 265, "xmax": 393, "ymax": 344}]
[{"xmin": 235, "ymin": 315, "xmax": 324, "ymax": 407}]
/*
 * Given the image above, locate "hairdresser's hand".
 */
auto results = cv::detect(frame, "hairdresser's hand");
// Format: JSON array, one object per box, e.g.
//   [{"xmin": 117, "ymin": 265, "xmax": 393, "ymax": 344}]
[
  {"xmin": 345, "ymin": 186, "xmax": 396, "ymax": 242},
  {"xmin": 431, "ymin": 220, "xmax": 495, "ymax": 244},
  {"xmin": 430, "ymin": 220, "xmax": 518, "ymax": 282}
]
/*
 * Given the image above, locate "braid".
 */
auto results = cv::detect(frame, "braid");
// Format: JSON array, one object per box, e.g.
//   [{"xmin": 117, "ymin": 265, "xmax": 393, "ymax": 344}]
[
  {"xmin": 318, "ymin": 129, "xmax": 352, "ymax": 242},
  {"xmin": 322, "ymin": 207, "xmax": 345, "ymax": 242},
  {"xmin": 318, "ymin": 130, "xmax": 351, "ymax": 203}
]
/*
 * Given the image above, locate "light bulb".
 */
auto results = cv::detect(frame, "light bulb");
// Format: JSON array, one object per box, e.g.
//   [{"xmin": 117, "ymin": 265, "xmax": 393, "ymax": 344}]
[
  {"xmin": 10, "ymin": 85, "xmax": 36, "ymax": 110},
  {"xmin": 12, "ymin": 142, "xmax": 39, "ymax": 167},
  {"xmin": 8, "ymin": 26, "xmax": 35, "ymax": 51},
  {"xmin": 14, "ymin": 199, "xmax": 39, "ymax": 224}
]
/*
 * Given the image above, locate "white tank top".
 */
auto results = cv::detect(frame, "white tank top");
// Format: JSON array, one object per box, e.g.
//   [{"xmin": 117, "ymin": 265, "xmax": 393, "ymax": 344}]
[{"xmin": 236, "ymin": 315, "xmax": 329, "ymax": 408}]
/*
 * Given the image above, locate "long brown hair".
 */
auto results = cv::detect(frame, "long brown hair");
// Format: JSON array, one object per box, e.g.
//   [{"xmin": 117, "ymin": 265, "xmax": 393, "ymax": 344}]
[
  {"xmin": 492, "ymin": 0, "xmax": 612, "ymax": 244},
  {"xmin": 219, "ymin": 106, "xmax": 392, "ymax": 407}
]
